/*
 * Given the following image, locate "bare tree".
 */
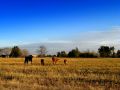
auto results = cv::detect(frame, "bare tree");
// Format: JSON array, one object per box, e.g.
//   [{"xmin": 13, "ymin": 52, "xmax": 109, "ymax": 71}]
[
  {"xmin": 0, "ymin": 48, "xmax": 11, "ymax": 57},
  {"xmin": 37, "ymin": 45, "xmax": 47, "ymax": 57},
  {"xmin": 21, "ymin": 49, "xmax": 29, "ymax": 57},
  {"xmin": 0, "ymin": 49, "xmax": 3, "ymax": 55}
]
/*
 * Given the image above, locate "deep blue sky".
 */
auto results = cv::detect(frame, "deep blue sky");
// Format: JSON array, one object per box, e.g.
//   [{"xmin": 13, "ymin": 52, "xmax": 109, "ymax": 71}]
[{"xmin": 0, "ymin": 0, "xmax": 120, "ymax": 47}]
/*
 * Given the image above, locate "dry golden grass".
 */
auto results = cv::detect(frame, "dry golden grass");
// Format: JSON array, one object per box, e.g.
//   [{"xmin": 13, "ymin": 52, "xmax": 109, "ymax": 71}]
[{"xmin": 0, "ymin": 58, "xmax": 120, "ymax": 90}]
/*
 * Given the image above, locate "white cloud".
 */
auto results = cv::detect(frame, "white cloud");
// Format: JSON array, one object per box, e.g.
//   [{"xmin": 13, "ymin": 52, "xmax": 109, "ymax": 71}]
[
  {"xmin": 2, "ymin": 27, "xmax": 120, "ymax": 55},
  {"xmin": 20, "ymin": 27, "xmax": 120, "ymax": 54}
]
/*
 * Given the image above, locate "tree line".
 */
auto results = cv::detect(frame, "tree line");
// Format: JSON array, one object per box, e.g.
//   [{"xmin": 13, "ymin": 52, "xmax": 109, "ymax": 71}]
[
  {"xmin": 56, "ymin": 46, "xmax": 120, "ymax": 58},
  {"xmin": 0, "ymin": 45, "xmax": 120, "ymax": 58},
  {"xmin": 0, "ymin": 46, "xmax": 29, "ymax": 57},
  {"xmin": 0, "ymin": 45, "xmax": 47, "ymax": 58}
]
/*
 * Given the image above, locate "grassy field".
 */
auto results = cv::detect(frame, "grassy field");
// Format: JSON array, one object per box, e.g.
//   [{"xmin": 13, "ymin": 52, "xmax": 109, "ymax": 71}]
[{"xmin": 0, "ymin": 58, "xmax": 120, "ymax": 90}]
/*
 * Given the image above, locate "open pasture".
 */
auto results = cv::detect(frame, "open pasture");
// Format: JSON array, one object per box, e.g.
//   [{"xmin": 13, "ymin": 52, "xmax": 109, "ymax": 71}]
[{"xmin": 0, "ymin": 58, "xmax": 120, "ymax": 90}]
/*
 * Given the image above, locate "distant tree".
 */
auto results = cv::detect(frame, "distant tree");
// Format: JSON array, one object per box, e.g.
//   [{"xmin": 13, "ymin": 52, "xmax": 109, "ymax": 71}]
[
  {"xmin": 117, "ymin": 50, "xmax": 120, "ymax": 58},
  {"xmin": 61, "ymin": 51, "xmax": 67, "ymax": 57},
  {"xmin": 0, "ymin": 48, "xmax": 3, "ymax": 55},
  {"xmin": 0, "ymin": 48, "xmax": 4, "ymax": 57},
  {"xmin": 98, "ymin": 46, "xmax": 114, "ymax": 57},
  {"xmin": 0, "ymin": 48, "xmax": 11, "ymax": 57},
  {"xmin": 21, "ymin": 49, "xmax": 29, "ymax": 57},
  {"xmin": 10, "ymin": 46, "xmax": 22, "ymax": 57},
  {"xmin": 110, "ymin": 46, "xmax": 115, "ymax": 57},
  {"xmin": 37, "ymin": 45, "xmax": 47, "ymax": 57},
  {"xmin": 68, "ymin": 47, "xmax": 80, "ymax": 57},
  {"xmin": 57, "ymin": 51, "xmax": 67, "ymax": 57},
  {"xmin": 46, "ymin": 55, "xmax": 52, "ymax": 57},
  {"xmin": 57, "ymin": 52, "xmax": 61, "ymax": 57},
  {"xmin": 79, "ymin": 50, "xmax": 98, "ymax": 58},
  {"xmin": 3, "ymin": 48, "xmax": 11, "ymax": 56}
]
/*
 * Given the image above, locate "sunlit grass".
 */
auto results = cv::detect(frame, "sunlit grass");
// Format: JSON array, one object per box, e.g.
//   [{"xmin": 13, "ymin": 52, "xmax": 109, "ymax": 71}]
[{"xmin": 0, "ymin": 58, "xmax": 120, "ymax": 90}]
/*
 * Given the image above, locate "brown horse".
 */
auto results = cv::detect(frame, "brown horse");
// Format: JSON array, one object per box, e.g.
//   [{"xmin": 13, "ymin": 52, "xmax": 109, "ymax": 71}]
[
  {"xmin": 64, "ymin": 59, "xmax": 67, "ymax": 65},
  {"xmin": 52, "ymin": 57, "xmax": 59, "ymax": 65}
]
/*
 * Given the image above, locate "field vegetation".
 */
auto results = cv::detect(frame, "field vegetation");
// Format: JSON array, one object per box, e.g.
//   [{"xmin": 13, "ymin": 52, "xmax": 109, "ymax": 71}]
[{"xmin": 0, "ymin": 58, "xmax": 120, "ymax": 90}]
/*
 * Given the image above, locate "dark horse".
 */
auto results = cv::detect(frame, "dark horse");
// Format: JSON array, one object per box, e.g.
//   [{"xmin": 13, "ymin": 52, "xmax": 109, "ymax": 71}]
[
  {"xmin": 41, "ymin": 59, "xmax": 45, "ymax": 65},
  {"xmin": 24, "ymin": 55, "xmax": 33, "ymax": 64}
]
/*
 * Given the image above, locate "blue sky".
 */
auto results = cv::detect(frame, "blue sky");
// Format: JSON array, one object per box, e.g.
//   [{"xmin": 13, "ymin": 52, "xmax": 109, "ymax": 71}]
[{"xmin": 0, "ymin": 0, "xmax": 120, "ymax": 50}]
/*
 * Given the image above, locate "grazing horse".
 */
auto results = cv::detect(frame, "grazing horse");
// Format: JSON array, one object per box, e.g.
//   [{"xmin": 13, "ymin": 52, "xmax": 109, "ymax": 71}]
[
  {"xmin": 24, "ymin": 55, "xmax": 33, "ymax": 64},
  {"xmin": 52, "ymin": 57, "xmax": 59, "ymax": 65},
  {"xmin": 41, "ymin": 59, "xmax": 45, "ymax": 65},
  {"xmin": 64, "ymin": 59, "xmax": 67, "ymax": 65}
]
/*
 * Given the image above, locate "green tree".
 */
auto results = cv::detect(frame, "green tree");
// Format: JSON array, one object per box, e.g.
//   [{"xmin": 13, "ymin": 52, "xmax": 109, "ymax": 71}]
[
  {"xmin": 61, "ymin": 51, "xmax": 67, "ymax": 57},
  {"xmin": 117, "ymin": 50, "xmax": 120, "ymax": 58},
  {"xmin": 57, "ymin": 52, "xmax": 61, "ymax": 57},
  {"xmin": 57, "ymin": 51, "xmax": 67, "ymax": 57},
  {"xmin": 79, "ymin": 50, "xmax": 98, "ymax": 58},
  {"xmin": 10, "ymin": 46, "xmax": 22, "ymax": 57},
  {"xmin": 68, "ymin": 47, "xmax": 80, "ymax": 57},
  {"xmin": 98, "ymin": 46, "xmax": 114, "ymax": 57}
]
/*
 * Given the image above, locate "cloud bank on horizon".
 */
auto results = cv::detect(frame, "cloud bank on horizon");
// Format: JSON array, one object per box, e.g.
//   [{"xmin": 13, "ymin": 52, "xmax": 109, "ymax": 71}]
[
  {"xmin": 0, "ymin": 27, "xmax": 120, "ymax": 54},
  {"xmin": 20, "ymin": 27, "xmax": 120, "ymax": 54}
]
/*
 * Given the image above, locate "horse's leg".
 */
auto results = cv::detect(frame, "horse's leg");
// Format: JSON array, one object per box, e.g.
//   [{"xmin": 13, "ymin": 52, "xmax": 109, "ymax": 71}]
[
  {"xmin": 52, "ymin": 60, "xmax": 54, "ymax": 65},
  {"xmin": 24, "ymin": 58, "xmax": 27, "ymax": 64},
  {"xmin": 24, "ymin": 60, "xmax": 26, "ymax": 64},
  {"xmin": 30, "ymin": 60, "xmax": 32, "ymax": 64},
  {"xmin": 25, "ymin": 60, "xmax": 28, "ymax": 64},
  {"xmin": 24, "ymin": 60, "xmax": 28, "ymax": 64}
]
